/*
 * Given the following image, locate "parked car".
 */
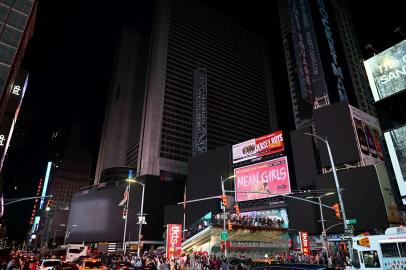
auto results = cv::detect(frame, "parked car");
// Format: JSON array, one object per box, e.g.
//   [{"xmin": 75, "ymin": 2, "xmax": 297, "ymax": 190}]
[
  {"xmin": 52, "ymin": 262, "xmax": 79, "ymax": 270},
  {"xmin": 37, "ymin": 259, "xmax": 62, "ymax": 270}
]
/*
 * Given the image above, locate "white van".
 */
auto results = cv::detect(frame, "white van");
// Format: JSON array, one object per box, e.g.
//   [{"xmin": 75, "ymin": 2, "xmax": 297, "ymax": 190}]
[{"xmin": 351, "ymin": 227, "xmax": 406, "ymax": 269}]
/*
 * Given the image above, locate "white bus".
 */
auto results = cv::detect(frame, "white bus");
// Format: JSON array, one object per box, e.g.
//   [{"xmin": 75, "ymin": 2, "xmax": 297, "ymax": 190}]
[{"xmin": 351, "ymin": 227, "xmax": 406, "ymax": 269}]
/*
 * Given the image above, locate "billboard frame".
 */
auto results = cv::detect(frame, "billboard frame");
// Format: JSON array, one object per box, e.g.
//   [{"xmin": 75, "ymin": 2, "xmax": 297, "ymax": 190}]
[{"xmin": 234, "ymin": 156, "xmax": 291, "ymax": 203}]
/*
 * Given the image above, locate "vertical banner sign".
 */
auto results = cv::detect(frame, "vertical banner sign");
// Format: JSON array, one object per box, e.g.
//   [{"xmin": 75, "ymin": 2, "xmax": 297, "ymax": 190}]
[
  {"xmin": 288, "ymin": 0, "xmax": 327, "ymax": 101},
  {"xmin": 192, "ymin": 68, "xmax": 207, "ymax": 156},
  {"xmin": 300, "ymin": 231, "xmax": 310, "ymax": 255},
  {"xmin": 311, "ymin": 0, "xmax": 353, "ymax": 104},
  {"xmin": 166, "ymin": 224, "xmax": 182, "ymax": 259}
]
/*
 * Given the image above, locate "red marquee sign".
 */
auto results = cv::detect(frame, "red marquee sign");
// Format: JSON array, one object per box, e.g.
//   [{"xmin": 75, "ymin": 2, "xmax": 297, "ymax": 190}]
[
  {"xmin": 300, "ymin": 231, "xmax": 310, "ymax": 255},
  {"xmin": 166, "ymin": 224, "xmax": 182, "ymax": 259}
]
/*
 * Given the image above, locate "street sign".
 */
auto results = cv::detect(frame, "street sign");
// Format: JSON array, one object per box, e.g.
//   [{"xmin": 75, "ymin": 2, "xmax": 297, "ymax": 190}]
[
  {"xmin": 220, "ymin": 231, "xmax": 229, "ymax": 240},
  {"xmin": 346, "ymin": 219, "xmax": 357, "ymax": 225},
  {"xmin": 138, "ymin": 216, "xmax": 147, "ymax": 224}
]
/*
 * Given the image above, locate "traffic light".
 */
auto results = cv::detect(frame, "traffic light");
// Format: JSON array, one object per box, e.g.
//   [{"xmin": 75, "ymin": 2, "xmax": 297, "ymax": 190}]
[
  {"xmin": 122, "ymin": 208, "xmax": 128, "ymax": 219},
  {"xmin": 332, "ymin": 203, "xmax": 340, "ymax": 218},
  {"xmin": 227, "ymin": 220, "xmax": 233, "ymax": 231},
  {"xmin": 234, "ymin": 204, "xmax": 240, "ymax": 215},
  {"xmin": 221, "ymin": 195, "xmax": 228, "ymax": 206},
  {"xmin": 45, "ymin": 200, "xmax": 53, "ymax": 211}
]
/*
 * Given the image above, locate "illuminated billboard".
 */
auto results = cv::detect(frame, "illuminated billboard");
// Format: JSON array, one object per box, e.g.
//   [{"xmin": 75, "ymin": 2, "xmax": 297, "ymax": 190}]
[
  {"xmin": 234, "ymin": 157, "xmax": 291, "ymax": 202},
  {"xmin": 349, "ymin": 105, "xmax": 384, "ymax": 166},
  {"xmin": 364, "ymin": 40, "xmax": 406, "ymax": 101},
  {"xmin": 232, "ymin": 131, "xmax": 284, "ymax": 164},
  {"xmin": 230, "ymin": 208, "xmax": 289, "ymax": 228},
  {"xmin": 384, "ymin": 125, "xmax": 406, "ymax": 205},
  {"xmin": 166, "ymin": 224, "xmax": 182, "ymax": 258}
]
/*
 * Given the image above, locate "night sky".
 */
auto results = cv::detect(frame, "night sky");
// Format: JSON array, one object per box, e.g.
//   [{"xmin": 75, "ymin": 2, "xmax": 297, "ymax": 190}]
[{"xmin": 1, "ymin": 0, "xmax": 404, "ymax": 242}]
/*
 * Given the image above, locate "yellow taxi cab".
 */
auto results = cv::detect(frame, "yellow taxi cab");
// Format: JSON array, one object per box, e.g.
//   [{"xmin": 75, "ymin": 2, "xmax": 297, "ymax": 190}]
[
  {"xmin": 252, "ymin": 255, "xmax": 275, "ymax": 264},
  {"xmin": 78, "ymin": 259, "xmax": 105, "ymax": 270}
]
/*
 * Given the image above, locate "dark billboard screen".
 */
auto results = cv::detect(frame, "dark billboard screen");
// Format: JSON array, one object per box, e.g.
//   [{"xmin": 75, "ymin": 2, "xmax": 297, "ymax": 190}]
[
  {"xmin": 67, "ymin": 177, "xmax": 182, "ymax": 243},
  {"xmin": 67, "ymin": 183, "xmax": 141, "ymax": 243}
]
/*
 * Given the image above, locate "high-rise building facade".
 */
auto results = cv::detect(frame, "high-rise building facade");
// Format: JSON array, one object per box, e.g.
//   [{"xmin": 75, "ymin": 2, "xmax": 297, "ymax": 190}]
[
  {"xmin": 138, "ymin": 0, "xmax": 278, "ymax": 177},
  {"xmin": 0, "ymin": 0, "xmax": 37, "ymax": 172},
  {"xmin": 0, "ymin": 0, "xmax": 36, "ymax": 121},
  {"xmin": 278, "ymin": 0, "xmax": 375, "ymax": 128},
  {"xmin": 33, "ymin": 119, "xmax": 93, "ymax": 247},
  {"xmin": 95, "ymin": 0, "xmax": 277, "ymax": 182}
]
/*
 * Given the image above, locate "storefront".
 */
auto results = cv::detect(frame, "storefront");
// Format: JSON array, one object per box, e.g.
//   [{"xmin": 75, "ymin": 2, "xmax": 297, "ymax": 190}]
[{"xmin": 182, "ymin": 225, "xmax": 289, "ymax": 259}]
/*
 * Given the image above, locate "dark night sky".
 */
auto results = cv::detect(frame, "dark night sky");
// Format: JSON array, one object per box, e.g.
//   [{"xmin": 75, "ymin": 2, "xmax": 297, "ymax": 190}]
[{"xmin": 2, "ymin": 0, "xmax": 405, "ymax": 241}]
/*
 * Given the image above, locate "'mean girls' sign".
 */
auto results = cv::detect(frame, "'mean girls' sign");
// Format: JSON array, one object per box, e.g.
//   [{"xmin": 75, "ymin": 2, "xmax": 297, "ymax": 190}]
[
  {"xmin": 232, "ymin": 131, "xmax": 284, "ymax": 164},
  {"xmin": 234, "ymin": 157, "xmax": 291, "ymax": 202}
]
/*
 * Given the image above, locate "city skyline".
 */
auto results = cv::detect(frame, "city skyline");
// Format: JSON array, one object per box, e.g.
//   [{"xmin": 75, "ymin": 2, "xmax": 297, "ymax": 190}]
[{"xmin": 0, "ymin": 0, "xmax": 405, "ymax": 243}]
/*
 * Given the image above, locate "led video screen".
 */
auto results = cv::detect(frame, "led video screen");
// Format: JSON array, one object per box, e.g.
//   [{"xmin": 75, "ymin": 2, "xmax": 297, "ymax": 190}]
[
  {"xmin": 384, "ymin": 125, "xmax": 406, "ymax": 205},
  {"xmin": 234, "ymin": 157, "xmax": 291, "ymax": 202},
  {"xmin": 364, "ymin": 40, "xmax": 406, "ymax": 101}
]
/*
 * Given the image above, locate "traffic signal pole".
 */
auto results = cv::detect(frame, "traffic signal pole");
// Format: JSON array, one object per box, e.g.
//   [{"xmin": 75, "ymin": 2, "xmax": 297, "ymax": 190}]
[{"xmin": 220, "ymin": 176, "xmax": 227, "ymax": 258}]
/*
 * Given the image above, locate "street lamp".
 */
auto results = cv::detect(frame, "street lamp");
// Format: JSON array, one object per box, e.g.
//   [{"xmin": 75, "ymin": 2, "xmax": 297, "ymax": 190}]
[
  {"xmin": 220, "ymin": 174, "xmax": 235, "ymax": 258},
  {"xmin": 304, "ymin": 132, "xmax": 352, "ymax": 236},
  {"xmin": 124, "ymin": 178, "xmax": 145, "ymax": 257},
  {"xmin": 60, "ymin": 224, "xmax": 77, "ymax": 245},
  {"xmin": 306, "ymin": 192, "xmax": 335, "ymax": 254}
]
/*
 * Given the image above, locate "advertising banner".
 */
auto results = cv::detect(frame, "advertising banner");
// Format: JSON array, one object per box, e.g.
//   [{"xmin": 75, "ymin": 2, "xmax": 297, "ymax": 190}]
[
  {"xmin": 374, "ymin": 163, "xmax": 403, "ymax": 223},
  {"xmin": 234, "ymin": 157, "xmax": 291, "ymax": 202},
  {"xmin": 384, "ymin": 125, "xmax": 406, "ymax": 205},
  {"xmin": 364, "ymin": 40, "xmax": 406, "ymax": 101},
  {"xmin": 232, "ymin": 131, "xmax": 284, "ymax": 164},
  {"xmin": 230, "ymin": 208, "xmax": 289, "ymax": 228},
  {"xmin": 299, "ymin": 231, "xmax": 310, "ymax": 255},
  {"xmin": 288, "ymin": 0, "xmax": 327, "ymax": 100},
  {"xmin": 166, "ymin": 224, "xmax": 182, "ymax": 259},
  {"xmin": 349, "ymin": 105, "xmax": 384, "ymax": 166}
]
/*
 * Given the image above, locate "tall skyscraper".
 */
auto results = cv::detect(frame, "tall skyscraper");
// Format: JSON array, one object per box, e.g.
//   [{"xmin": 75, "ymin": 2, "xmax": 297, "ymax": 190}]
[
  {"xmin": 95, "ymin": 0, "xmax": 277, "ymax": 182},
  {"xmin": 34, "ymin": 119, "xmax": 93, "ymax": 247},
  {"xmin": 0, "ymin": 0, "xmax": 37, "ymax": 171},
  {"xmin": 278, "ymin": 0, "xmax": 375, "ymax": 128}
]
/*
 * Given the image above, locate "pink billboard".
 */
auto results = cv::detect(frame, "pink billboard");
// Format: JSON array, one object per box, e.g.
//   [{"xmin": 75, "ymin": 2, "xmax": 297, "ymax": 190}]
[{"xmin": 234, "ymin": 157, "xmax": 291, "ymax": 202}]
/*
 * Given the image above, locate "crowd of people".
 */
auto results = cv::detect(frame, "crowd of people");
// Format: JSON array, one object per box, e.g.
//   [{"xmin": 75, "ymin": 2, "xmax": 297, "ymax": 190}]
[
  {"xmin": 226, "ymin": 214, "xmax": 286, "ymax": 228},
  {"xmin": 0, "ymin": 252, "xmax": 38, "ymax": 270},
  {"xmin": 120, "ymin": 252, "xmax": 249, "ymax": 270},
  {"xmin": 0, "ymin": 248, "xmax": 351, "ymax": 270},
  {"xmin": 185, "ymin": 214, "xmax": 286, "ymax": 241}
]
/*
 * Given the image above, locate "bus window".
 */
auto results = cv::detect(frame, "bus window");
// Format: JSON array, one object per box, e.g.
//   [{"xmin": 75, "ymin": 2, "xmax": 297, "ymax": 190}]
[
  {"xmin": 380, "ymin": 243, "xmax": 400, "ymax": 258},
  {"xmin": 351, "ymin": 249, "xmax": 361, "ymax": 268},
  {"xmin": 362, "ymin": 251, "xmax": 381, "ymax": 268},
  {"xmin": 399, "ymin": 242, "xmax": 406, "ymax": 257}
]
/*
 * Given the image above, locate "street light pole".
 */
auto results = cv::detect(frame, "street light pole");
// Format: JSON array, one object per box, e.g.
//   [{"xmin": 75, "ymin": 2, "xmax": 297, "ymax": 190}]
[
  {"xmin": 137, "ymin": 182, "xmax": 145, "ymax": 258},
  {"xmin": 306, "ymin": 192, "xmax": 334, "ymax": 255},
  {"xmin": 62, "ymin": 224, "xmax": 77, "ymax": 245},
  {"xmin": 125, "ymin": 178, "xmax": 145, "ymax": 258},
  {"xmin": 122, "ymin": 181, "xmax": 131, "ymax": 254},
  {"xmin": 318, "ymin": 197, "xmax": 327, "ymax": 252},
  {"xmin": 305, "ymin": 133, "xmax": 352, "ymax": 236}
]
